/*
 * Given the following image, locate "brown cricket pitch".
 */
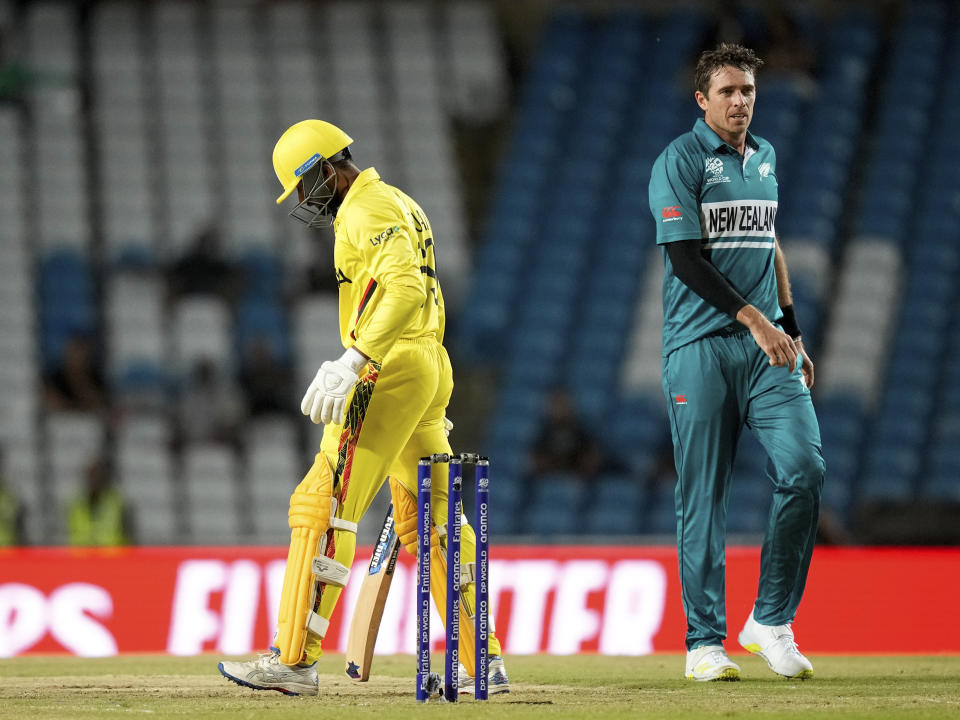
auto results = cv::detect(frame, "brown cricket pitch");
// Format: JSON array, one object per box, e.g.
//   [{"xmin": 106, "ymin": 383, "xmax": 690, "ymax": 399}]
[{"xmin": 1, "ymin": 653, "xmax": 958, "ymax": 720}]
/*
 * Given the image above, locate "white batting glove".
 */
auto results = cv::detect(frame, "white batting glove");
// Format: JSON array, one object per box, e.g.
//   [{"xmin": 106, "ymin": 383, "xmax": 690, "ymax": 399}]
[
  {"xmin": 443, "ymin": 417, "xmax": 454, "ymax": 437},
  {"xmin": 300, "ymin": 347, "xmax": 368, "ymax": 425}
]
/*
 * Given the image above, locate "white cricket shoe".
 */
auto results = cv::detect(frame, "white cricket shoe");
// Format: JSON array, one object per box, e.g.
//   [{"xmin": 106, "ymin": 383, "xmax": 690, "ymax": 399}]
[
  {"xmin": 218, "ymin": 650, "xmax": 319, "ymax": 695},
  {"xmin": 457, "ymin": 655, "xmax": 511, "ymax": 695},
  {"xmin": 685, "ymin": 645, "xmax": 741, "ymax": 681},
  {"xmin": 738, "ymin": 612, "xmax": 814, "ymax": 679}
]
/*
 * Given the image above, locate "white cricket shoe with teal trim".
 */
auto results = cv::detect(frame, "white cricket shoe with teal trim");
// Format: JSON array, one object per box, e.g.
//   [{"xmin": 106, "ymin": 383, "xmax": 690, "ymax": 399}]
[
  {"xmin": 218, "ymin": 650, "xmax": 319, "ymax": 695},
  {"xmin": 738, "ymin": 612, "xmax": 814, "ymax": 679},
  {"xmin": 685, "ymin": 645, "xmax": 741, "ymax": 681}
]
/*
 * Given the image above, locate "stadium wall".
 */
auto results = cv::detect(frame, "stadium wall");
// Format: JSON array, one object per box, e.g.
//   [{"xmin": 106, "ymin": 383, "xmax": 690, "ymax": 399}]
[{"xmin": 2, "ymin": 546, "xmax": 958, "ymax": 657}]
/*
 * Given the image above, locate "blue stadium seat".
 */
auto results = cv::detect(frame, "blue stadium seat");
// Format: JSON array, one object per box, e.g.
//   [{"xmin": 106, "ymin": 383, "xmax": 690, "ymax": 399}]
[
  {"xmin": 822, "ymin": 474, "xmax": 854, "ymax": 518},
  {"xmin": 825, "ymin": 447, "xmax": 860, "ymax": 498},
  {"xmin": 644, "ymin": 482, "xmax": 677, "ymax": 536},
  {"xmin": 727, "ymin": 477, "xmax": 771, "ymax": 535},
  {"xmin": 38, "ymin": 249, "xmax": 93, "ymax": 300},
  {"xmin": 584, "ymin": 472, "xmax": 645, "ymax": 535},
  {"xmin": 870, "ymin": 413, "xmax": 926, "ymax": 452},
  {"xmin": 527, "ymin": 472, "xmax": 585, "ymax": 535},
  {"xmin": 113, "ymin": 360, "xmax": 168, "ymax": 409},
  {"xmin": 38, "ymin": 250, "xmax": 98, "ymax": 369},
  {"xmin": 861, "ymin": 446, "xmax": 919, "ymax": 501},
  {"xmin": 482, "ymin": 440, "xmax": 525, "ymax": 486},
  {"xmin": 817, "ymin": 396, "xmax": 867, "ymax": 498},
  {"xmin": 472, "ymin": 473, "xmax": 522, "ymax": 535},
  {"xmin": 236, "ymin": 300, "xmax": 291, "ymax": 366},
  {"xmin": 928, "ymin": 442, "xmax": 960, "ymax": 480},
  {"xmin": 606, "ymin": 396, "xmax": 668, "ymax": 460},
  {"xmin": 860, "ymin": 473, "xmax": 913, "ymax": 504},
  {"xmin": 922, "ymin": 475, "xmax": 960, "ymax": 503},
  {"xmin": 239, "ymin": 249, "xmax": 284, "ymax": 301}
]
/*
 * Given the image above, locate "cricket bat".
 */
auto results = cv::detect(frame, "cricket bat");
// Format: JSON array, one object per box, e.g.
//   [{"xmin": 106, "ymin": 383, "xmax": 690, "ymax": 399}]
[{"xmin": 344, "ymin": 503, "xmax": 402, "ymax": 681}]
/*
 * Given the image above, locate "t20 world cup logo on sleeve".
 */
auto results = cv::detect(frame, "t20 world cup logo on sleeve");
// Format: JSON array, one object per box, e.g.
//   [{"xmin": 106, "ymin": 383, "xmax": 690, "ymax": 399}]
[{"xmin": 704, "ymin": 157, "xmax": 730, "ymax": 185}]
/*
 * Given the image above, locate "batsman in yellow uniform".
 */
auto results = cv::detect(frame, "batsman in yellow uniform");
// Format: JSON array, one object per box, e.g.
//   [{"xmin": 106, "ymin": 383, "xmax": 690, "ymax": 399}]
[{"xmin": 218, "ymin": 120, "xmax": 508, "ymax": 696}]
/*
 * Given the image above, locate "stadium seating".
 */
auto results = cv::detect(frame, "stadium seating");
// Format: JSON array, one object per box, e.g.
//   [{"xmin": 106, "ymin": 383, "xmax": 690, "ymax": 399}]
[
  {"xmin": 90, "ymin": 2, "xmax": 156, "ymax": 263},
  {"xmin": 45, "ymin": 411, "xmax": 107, "ymax": 542},
  {"xmin": 115, "ymin": 414, "xmax": 177, "ymax": 544},
  {"xmin": 526, "ymin": 472, "xmax": 585, "ymax": 537},
  {"xmin": 105, "ymin": 271, "xmax": 167, "ymax": 397},
  {"xmin": 0, "ymin": 104, "xmax": 40, "ymax": 546},
  {"xmin": 24, "ymin": 2, "xmax": 91, "ymax": 253},
  {"xmin": 644, "ymin": 481, "xmax": 679, "ymax": 536},
  {"xmin": 583, "ymin": 474, "xmax": 646, "ymax": 536},
  {"xmin": 4, "ymin": 1, "xmax": 960, "ymax": 544},
  {"xmin": 182, "ymin": 443, "xmax": 245, "ymax": 544},
  {"xmin": 245, "ymin": 417, "xmax": 301, "ymax": 544}
]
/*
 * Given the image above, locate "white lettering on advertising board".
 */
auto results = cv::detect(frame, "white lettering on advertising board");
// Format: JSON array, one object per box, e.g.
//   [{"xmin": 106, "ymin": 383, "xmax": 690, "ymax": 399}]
[
  {"xmin": 4, "ymin": 557, "xmax": 668, "ymax": 657},
  {"xmin": 0, "ymin": 582, "xmax": 116, "ymax": 657}
]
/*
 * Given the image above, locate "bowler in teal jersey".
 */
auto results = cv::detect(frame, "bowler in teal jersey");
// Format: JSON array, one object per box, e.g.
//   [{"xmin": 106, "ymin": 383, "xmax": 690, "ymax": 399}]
[{"xmin": 648, "ymin": 44, "xmax": 825, "ymax": 682}]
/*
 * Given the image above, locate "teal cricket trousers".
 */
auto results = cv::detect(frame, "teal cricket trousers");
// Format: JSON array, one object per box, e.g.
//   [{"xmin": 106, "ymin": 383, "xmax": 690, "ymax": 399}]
[{"xmin": 661, "ymin": 326, "xmax": 826, "ymax": 651}]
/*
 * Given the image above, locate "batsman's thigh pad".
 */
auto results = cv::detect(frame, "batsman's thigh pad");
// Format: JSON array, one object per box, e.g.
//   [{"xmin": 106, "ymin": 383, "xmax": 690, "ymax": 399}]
[
  {"xmin": 276, "ymin": 453, "xmax": 357, "ymax": 665},
  {"xmin": 390, "ymin": 477, "xmax": 423, "ymax": 554}
]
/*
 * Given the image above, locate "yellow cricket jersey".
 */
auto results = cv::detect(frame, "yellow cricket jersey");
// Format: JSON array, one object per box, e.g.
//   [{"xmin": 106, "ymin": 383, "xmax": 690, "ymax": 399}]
[{"xmin": 332, "ymin": 168, "xmax": 445, "ymax": 362}]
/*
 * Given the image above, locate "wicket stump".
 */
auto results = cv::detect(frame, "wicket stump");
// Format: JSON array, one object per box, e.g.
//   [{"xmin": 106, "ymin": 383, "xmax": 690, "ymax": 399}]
[{"xmin": 415, "ymin": 453, "xmax": 490, "ymax": 702}]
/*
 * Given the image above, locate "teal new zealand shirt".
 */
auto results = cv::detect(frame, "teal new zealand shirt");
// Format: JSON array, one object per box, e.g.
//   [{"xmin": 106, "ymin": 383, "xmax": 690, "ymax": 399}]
[{"xmin": 649, "ymin": 118, "xmax": 781, "ymax": 356}]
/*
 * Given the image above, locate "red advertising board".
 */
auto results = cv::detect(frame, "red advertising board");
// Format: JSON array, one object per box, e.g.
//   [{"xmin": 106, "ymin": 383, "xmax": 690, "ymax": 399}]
[{"xmin": 1, "ymin": 546, "xmax": 958, "ymax": 657}]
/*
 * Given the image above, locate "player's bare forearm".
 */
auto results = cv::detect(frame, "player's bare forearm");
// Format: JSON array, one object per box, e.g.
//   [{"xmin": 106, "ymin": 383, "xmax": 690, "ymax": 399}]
[{"xmin": 773, "ymin": 239, "xmax": 793, "ymax": 307}]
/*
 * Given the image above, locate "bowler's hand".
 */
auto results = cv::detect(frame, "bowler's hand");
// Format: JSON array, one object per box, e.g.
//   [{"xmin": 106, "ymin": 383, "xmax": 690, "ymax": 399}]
[
  {"xmin": 300, "ymin": 347, "xmax": 368, "ymax": 425},
  {"xmin": 737, "ymin": 305, "xmax": 798, "ymax": 371}
]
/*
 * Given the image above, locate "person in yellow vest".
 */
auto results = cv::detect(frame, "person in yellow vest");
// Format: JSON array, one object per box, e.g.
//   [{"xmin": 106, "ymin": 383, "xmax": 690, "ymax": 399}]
[
  {"xmin": 67, "ymin": 457, "xmax": 129, "ymax": 547},
  {"xmin": 218, "ymin": 120, "xmax": 508, "ymax": 697}
]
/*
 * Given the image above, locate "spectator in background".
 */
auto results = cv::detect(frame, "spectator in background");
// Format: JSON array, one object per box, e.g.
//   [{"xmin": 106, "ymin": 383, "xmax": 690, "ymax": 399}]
[
  {"xmin": 239, "ymin": 338, "xmax": 293, "ymax": 417},
  {"xmin": 166, "ymin": 225, "xmax": 241, "ymax": 304},
  {"xmin": 175, "ymin": 357, "xmax": 246, "ymax": 448},
  {"xmin": 67, "ymin": 456, "xmax": 130, "ymax": 546},
  {"xmin": 815, "ymin": 507, "xmax": 853, "ymax": 545},
  {"xmin": 528, "ymin": 387, "xmax": 605, "ymax": 479},
  {"xmin": 0, "ymin": 448, "xmax": 25, "ymax": 546},
  {"xmin": 43, "ymin": 332, "xmax": 107, "ymax": 413},
  {"xmin": 713, "ymin": 2, "xmax": 815, "ymax": 82},
  {"xmin": 754, "ymin": 7, "xmax": 815, "ymax": 79}
]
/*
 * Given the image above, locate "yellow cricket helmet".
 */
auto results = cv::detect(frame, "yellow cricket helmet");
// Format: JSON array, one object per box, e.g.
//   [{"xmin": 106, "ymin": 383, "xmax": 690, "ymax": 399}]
[{"xmin": 272, "ymin": 119, "xmax": 354, "ymax": 205}]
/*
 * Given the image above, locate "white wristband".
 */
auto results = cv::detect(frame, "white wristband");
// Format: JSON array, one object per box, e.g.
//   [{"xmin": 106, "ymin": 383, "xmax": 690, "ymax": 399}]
[{"xmin": 340, "ymin": 346, "xmax": 368, "ymax": 374}]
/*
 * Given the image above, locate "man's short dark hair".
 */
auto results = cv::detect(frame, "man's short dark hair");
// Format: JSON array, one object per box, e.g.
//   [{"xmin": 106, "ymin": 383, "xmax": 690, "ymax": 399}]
[
  {"xmin": 330, "ymin": 145, "xmax": 353, "ymax": 169},
  {"xmin": 695, "ymin": 43, "xmax": 764, "ymax": 96}
]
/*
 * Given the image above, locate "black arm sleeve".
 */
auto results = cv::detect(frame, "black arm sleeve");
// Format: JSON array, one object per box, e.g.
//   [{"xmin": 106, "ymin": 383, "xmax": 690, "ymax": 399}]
[
  {"xmin": 778, "ymin": 304, "xmax": 802, "ymax": 338},
  {"xmin": 664, "ymin": 239, "xmax": 749, "ymax": 319}
]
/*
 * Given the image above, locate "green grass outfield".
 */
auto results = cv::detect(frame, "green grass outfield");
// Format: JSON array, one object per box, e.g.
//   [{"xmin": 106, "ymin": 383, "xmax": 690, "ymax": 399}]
[{"xmin": 1, "ymin": 654, "xmax": 958, "ymax": 719}]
